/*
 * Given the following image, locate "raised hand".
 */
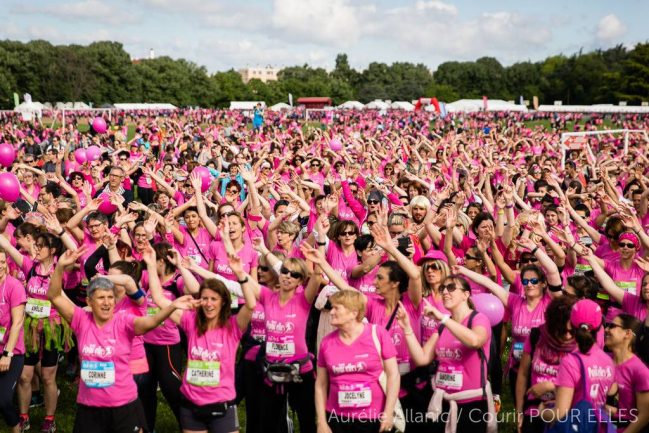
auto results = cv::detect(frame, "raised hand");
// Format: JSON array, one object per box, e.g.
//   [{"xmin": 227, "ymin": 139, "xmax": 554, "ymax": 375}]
[
  {"xmin": 58, "ymin": 245, "xmax": 88, "ymax": 268},
  {"xmin": 171, "ymin": 295, "xmax": 201, "ymax": 311},
  {"xmin": 300, "ymin": 242, "xmax": 325, "ymax": 264},
  {"xmin": 141, "ymin": 245, "xmax": 157, "ymax": 266}
]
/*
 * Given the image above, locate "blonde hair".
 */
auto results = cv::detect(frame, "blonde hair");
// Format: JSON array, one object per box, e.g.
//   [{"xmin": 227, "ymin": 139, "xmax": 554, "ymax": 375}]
[
  {"xmin": 277, "ymin": 221, "xmax": 301, "ymax": 238},
  {"xmin": 282, "ymin": 258, "xmax": 309, "ymax": 282},
  {"xmin": 329, "ymin": 290, "xmax": 367, "ymax": 321},
  {"xmin": 456, "ymin": 211, "xmax": 471, "ymax": 233},
  {"xmin": 420, "ymin": 259, "xmax": 450, "ymax": 297},
  {"xmin": 410, "ymin": 195, "xmax": 431, "ymax": 209}
]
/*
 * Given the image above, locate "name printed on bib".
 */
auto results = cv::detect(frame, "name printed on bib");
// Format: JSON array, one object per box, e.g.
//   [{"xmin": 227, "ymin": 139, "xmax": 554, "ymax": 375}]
[
  {"xmin": 25, "ymin": 298, "xmax": 51, "ymax": 319},
  {"xmin": 266, "ymin": 338, "xmax": 295, "ymax": 357},
  {"xmin": 186, "ymin": 360, "xmax": 221, "ymax": 387},
  {"xmin": 435, "ymin": 366, "xmax": 463, "ymax": 390},
  {"xmin": 338, "ymin": 383, "xmax": 372, "ymax": 408},
  {"xmin": 513, "ymin": 342, "xmax": 524, "ymax": 361},
  {"xmin": 81, "ymin": 360, "xmax": 115, "ymax": 388}
]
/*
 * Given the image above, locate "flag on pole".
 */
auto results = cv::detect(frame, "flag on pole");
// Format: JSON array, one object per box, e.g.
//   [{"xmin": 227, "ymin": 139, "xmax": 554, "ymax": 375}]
[
  {"xmin": 13, "ymin": 93, "xmax": 19, "ymax": 108},
  {"xmin": 288, "ymin": 93, "xmax": 293, "ymax": 107},
  {"xmin": 519, "ymin": 95, "xmax": 524, "ymax": 106},
  {"xmin": 482, "ymin": 96, "xmax": 488, "ymax": 111},
  {"xmin": 440, "ymin": 102, "xmax": 448, "ymax": 118}
]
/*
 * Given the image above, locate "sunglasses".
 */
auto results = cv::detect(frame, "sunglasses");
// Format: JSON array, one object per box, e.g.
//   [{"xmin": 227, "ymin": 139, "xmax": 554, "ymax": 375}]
[
  {"xmin": 465, "ymin": 254, "xmax": 481, "ymax": 261},
  {"xmin": 618, "ymin": 242, "xmax": 636, "ymax": 249},
  {"xmin": 519, "ymin": 257, "xmax": 538, "ymax": 264},
  {"xmin": 349, "ymin": 189, "xmax": 358, "ymax": 194},
  {"xmin": 258, "ymin": 265, "xmax": 269, "ymax": 272},
  {"xmin": 227, "ymin": 189, "xmax": 239, "ymax": 194},
  {"xmin": 280, "ymin": 266, "xmax": 303, "ymax": 279},
  {"xmin": 424, "ymin": 262, "xmax": 442, "ymax": 271},
  {"xmin": 219, "ymin": 211, "xmax": 236, "ymax": 219},
  {"xmin": 71, "ymin": 177, "xmax": 83, "ymax": 181},
  {"xmin": 340, "ymin": 230, "xmax": 357, "ymax": 237},
  {"xmin": 311, "ymin": 163, "xmax": 320, "ymax": 168},
  {"xmin": 604, "ymin": 322, "xmax": 624, "ymax": 330},
  {"xmin": 522, "ymin": 278, "xmax": 540, "ymax": 286},
  {"xmin": 367, "ymin": 200, "xmax": 380, "ymax": 205},
  {"xmin": 119, "ymin": 157, "xmax": 128, "ymax": 161},
  {"xmin": 440, "ymin": 283, "xmax": 464, "ymax": 293}
]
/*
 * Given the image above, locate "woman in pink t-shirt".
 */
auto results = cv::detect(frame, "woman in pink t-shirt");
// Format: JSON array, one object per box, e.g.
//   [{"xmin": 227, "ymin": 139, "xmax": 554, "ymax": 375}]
[
  {"xmin": 515, "ymin": 297, "xmax": 577, "ymax": 433},
  {"xmin": 605, "ymin": 313, "xmax": 649, "ymax": 433},
  {"xmin": 397, "ymin": 274, "xmax": 495, "ymax": 433},
  {"xmin": 48, "ymin": 247, "xmax": 195, "ymax": 433},
  {"xmin": 0, "ymin": 251, "xmax": 27, "ymax": 432},
  {"xmin": 541, "ymin": 300, "xmax": 616, "ymax": 429},
  {"xmin": 146, "ymin": 245, "xmax": 256, "ymax": 433},
  {"xmin": 316, "ymin": 290, "xmax": 400, "ymax": 433}
]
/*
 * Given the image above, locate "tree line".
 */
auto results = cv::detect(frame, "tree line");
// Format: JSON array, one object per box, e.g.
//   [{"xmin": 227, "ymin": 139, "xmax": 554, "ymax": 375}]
[{"xmin": 0, "ymin": 40, "xmax": 647, "ymax": 109}]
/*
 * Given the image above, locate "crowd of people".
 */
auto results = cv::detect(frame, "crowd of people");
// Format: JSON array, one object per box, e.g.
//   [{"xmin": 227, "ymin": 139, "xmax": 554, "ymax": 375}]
[{"xmin": 0, "ymin": 107, "xmax": 648, "ymax": 433}]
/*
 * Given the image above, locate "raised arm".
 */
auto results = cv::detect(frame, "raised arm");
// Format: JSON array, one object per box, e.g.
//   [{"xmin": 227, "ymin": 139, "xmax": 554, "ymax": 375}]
[
  {"xmin": 300, "ymin": 243, "xmax": 356, "ymax": 292},
  {"xmin": 190, "ymin": 173, "xmax": 218, "ymax": 238},
  {"xmin": 455, "ymin": 265, "xmax": 509, "ymax": 306},
  {"xmin": 48, "ymin": 247, "xmax": 88, "ymax": 323}
]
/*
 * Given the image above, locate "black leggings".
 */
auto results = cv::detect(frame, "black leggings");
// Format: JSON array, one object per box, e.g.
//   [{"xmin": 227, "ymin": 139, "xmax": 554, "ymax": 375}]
[
  {"xmin": 259, "ymin": 371, "xmax": 316, "ymax": 433},
  {"xmin": 242, "ymin": 359, "xmax": 269, "ymax": 433},
  {"xmin": 0, "ymin": 355, "xmax": 24, "ymax": 427},
  {"xmin": 490, "ymin": 322, "xmax": 503, "ymax": 396},
  {"xmin": 139, "ymin": 343, "xmax": 183, "ymax": 432}
]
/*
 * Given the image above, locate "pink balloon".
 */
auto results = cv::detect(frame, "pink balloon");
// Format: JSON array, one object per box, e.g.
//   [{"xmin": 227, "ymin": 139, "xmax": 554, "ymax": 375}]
[
  {"xmin": 0, "ymin": 172, "xmax": 20, "ymax": 202},
  {"xmin": 86, "ymin": 145, "xmax": 101, "ymax": 162},
  {"xmin": 329, "ymin": 139, "xmax": 342, "ymax": 152},
  {"xmin": 92, "ymin": 117, "xmax": 107, "ymax": 134},
  {"xmin": 74, "ymin": 148, "xmax": 87, "ymax": 164},
  {"xmin": 0, "ymin": 143, "xmax": 16, "ymax": 167},
  {"xmin": 97, "ymin": 193, "xmax": 117, "ymax": 215},
  {"xmin": 192, "ymin": 167, "xmax": 211, "ymax": 193},
  {"xmin": 472, "ymin": 294, "xmax": 504, "ymax": 327}
]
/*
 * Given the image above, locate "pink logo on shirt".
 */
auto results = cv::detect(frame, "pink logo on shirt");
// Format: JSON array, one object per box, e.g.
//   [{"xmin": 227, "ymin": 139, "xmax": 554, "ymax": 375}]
[
  {"xmin": 81, "ymin": 344, "xmax": 115, "ymax": 359},
  {"xmin": 331, "ymin": 362, "xmax": 367, "ymax": 375},
  {"xmin": 436, "ymin": 348, "xmax": 463, "ymax": 361},
  {"xmin": 190, "ymin": 346, "xmax": 220, "ymax": 361},
  {"xmin": 266, "ymin": 320, "xmax": 295, "ymax": 334},
  {"xmin": 587, "ymin": 366, "xmax": 613, "ymax": 379}
]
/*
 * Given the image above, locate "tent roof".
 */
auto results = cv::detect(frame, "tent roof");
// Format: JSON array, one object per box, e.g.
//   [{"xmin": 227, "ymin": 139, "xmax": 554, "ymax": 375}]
[
  {"xmin": 537, "ymin": 104, "xmax": 649, "ymax": 113},
  {"xmin": 112, "ymin": 103, "xmax": 177, "ymax": 110},
  {"xmin": 229, "ymin": 101, "xmax": 265, "ymax": 110},
  {"xmin": 365, "ymin": 100, "xmax": 390, "ymax": 109},
  {"xmin": 14, "ymin": 101, "xmax": 44, "ymax": 113},
  {"xmin": 446, "ymin": 99, "xmax": 527, "ymax": 113},
  {"xmin": 269, "ymin": 102, "xmax": 291, "ymax": 111},
  {"xmin": 339, "ymin": 101, "xmax": 365, "ymax": 110},
  {"xmin": 297, "ymin": 97, "xmax": 332, "ymax": 103},
  {"xmin": 391, "ymin": 101, "xmax": 415, "ymax": 111}
]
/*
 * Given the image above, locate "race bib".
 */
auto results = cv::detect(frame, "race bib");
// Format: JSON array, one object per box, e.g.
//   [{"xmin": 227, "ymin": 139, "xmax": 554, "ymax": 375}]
[
  {"xmin": 435, "ymin": 366, "xmax": 463, "ymax": 390},
  {"xmin": 513, "ymin": 342, "xmax": 524, "ymax": 360},
  {"xmin": 25, "ymin": 298, "xmax": 51, "ymax": 319},
  {"xmin": 186, "ymin": 360, "xmax": 220, "ymax": 387},
  {"xmin": 398, "ymin": 361, "xmax": 411, "ymax": 375},
  {"xmin": 574, "ymin": 263, "xmax": 592, "ymax": 275},
  {"xmin": 147, "ymin": 306, "xmax": 165, "ymax": 326},
  {"xmin": 189, "ymin": 254, "xmax": 202, "ymax": 265},
  {"xmin": 0, "ymin": 326, "xmax": 6, "ymax": 342},
  {"xmin": 615, "ymin": 281, "xmax": 636, "ymax": 295},
  {"xmin": 80, "ymin": 360, "xmax": 115, "ymax": 388},
  {"xmin": 146, "ymin": 176, "xmax": 152, "ymax": 185},
  {"xmin": 338, "ymin": 383, "xmax": 372, "ymax": 408},
  {"xmin": 266, "ymin": 340, "xmax": 295, "ymax": 357}
]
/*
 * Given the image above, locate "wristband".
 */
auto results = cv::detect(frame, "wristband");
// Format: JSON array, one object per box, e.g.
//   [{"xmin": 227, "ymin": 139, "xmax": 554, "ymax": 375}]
[
  {"xmin": 2, "ymin": 350, "xmax": 13, "ymax": 358},
  {"xmin": 317, "ymin": 241, "xmax": 326, "ymax": 246},
  {"xmin": 237, "ymin": 276, "xmax": 249, "ymax": 284},
  {"xmin": 127, "ymin": 288, "xmax": 145, "ymax": 301},
  {"xmin": 57, "ymin": 229, "xmax": 65, "ymax": 236},
  {"xmin": 440, "ymin": 314, "xmax": 451, "ymax": 325},
  {"xmin": 530, "ymin": 246, "xmax": 539, "ymax": 255},
  {"xmin": 110, "ymin": 225, "xmax": 121, "ymax": 235},
  {"xmin": 505, "ymin": 204, "xmax": 514, "ymax": 209},
  {"xmin": 548, "ymin": 284, "xmax": 563, "ymax": 293}
]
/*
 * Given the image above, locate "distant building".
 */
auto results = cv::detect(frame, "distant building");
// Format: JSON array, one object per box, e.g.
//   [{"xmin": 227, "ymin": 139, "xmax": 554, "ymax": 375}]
[{"xmin": 238, "ymin": 66, "xmax": 280, "ymax": 84}]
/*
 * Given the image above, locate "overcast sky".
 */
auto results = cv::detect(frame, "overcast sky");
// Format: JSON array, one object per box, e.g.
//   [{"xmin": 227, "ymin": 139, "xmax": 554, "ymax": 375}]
[{"xmin": 1, "ymin": 0, "xmax": 646, "ymax": 73}]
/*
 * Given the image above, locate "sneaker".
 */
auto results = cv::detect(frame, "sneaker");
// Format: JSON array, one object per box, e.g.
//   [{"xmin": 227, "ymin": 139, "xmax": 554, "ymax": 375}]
[
  {"xmin": 40, "ymin": 419, "xmax": 56, "ymax": 433},
  {"xmin": 19, "ymin": 417, "xmax": 30, "ymax": 432},
  {"xmin": 29, "ymin": 394, "xmax": 44, "ymax": 408},
  {"xmin": 493, "ymin": 394, "xmax": 501, "ymax": 413}
]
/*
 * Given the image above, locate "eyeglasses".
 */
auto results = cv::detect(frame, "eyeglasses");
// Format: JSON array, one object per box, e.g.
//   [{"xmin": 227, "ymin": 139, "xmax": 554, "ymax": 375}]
[
  {"xmin": 367, "ymin": 200, "xmax": 379, "ymax": 205},
  {"xmin": 219, "ymin": 211, "xmax": 236, "ymax": 219},
  {"xmin": 619, "ymin": 242, "xmax": 636, "ymax": 249},
  {"xmin": 519, "ymin": 257, "xmax": 538, "ymax": 264},
  {"xmin": 311, "ymin": 163, "xmax": 320, "ymax": 168},
  {"xmin": 87, "ymin": 223, "xmax": 104, "ymax": 230},
  {"xmin": 227, "ymin": 189, "xmax": 239, "ymax": 194},
  {"xmin": 522, "ymin": 278, "xmax": 540, "ymax": 286},
  {"xmin": 340, "ymin": 230, "xmax": 357, "ymax": 237},
  {"xmin": 604, "ymin": 322, "xmax": 624, "ymax": 330},
  {"xmin": 440, "ymin": 283, "xmax": 463, "ymax": 293},
  {"xmin": 280, "ymin": 266, "xmax": 303, "ymax": 279},
  {"xmin": 258, "ymin": 265, "xmax": 269, "ymax": 272}
]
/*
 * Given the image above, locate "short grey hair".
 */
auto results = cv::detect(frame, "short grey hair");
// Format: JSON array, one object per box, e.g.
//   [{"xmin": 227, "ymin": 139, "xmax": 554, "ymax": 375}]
[{"xmin": 87, "ymin": 277, "xmax": 116, "ymax": 299}]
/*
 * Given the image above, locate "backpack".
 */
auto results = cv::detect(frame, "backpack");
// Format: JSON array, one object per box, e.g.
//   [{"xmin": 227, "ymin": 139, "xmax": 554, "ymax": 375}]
[{"xmin": 544, "ymin": 353, "xmax": 615, "ymax": 433}]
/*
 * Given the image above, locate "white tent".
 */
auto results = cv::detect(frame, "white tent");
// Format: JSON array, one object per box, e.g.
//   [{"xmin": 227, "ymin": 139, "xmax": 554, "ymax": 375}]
[
  {"xmin": 338, "ymin": 101, "xmax": 365, "ymax": 110},
  {"xmin": 537, "ymin": 104, "xmax": 649, "ymax": 113},
  {"xmin": 446, "ymin": 99, "xmax": 527, "ymax": 113},
  {"xmin": 391, "ymin": 101, "xmax": 415, "ymax": 111},
  {"xmin": 365, "ymin": 100, "xmax": 390, "ymax": 110},
  {"xmin": 14, "ymin": 101, "xmax": 43, "ymax": 120},
  {"xmin": 229, "ymin": 101, "xmax": 265, "ymax": 110},
  {"xmin": 112, "ymin": 103, "xmax": 177, "ymax": 110},
  {"xmin": 270, "ymin": 102, "xmax": 291, "ymax": 111}
]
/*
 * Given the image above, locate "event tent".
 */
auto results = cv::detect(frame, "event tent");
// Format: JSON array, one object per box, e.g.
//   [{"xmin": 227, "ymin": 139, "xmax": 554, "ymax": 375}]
[
  {"xmin": 365, "ymin": 100, "xmax": 390, "ymax": 110},
  {"xmin": 391, "ymin": 101, "xmax": 415, "ymax": 111},
  {"xmin": 270, "ymin": 102, "xmax": 291, "ymax": 111},
  {"xmin": 537, "ymin": 104, "xmax": 649, "ymax": 114},
  {"xmin": 338, "ymin": 101, "xmax": 365, "ymax": 110},
  {"xmin": 445, "ymin": 99, "xmax": 527, "ymax": 113},
  {"xmin": 229, "ymin": 101, "xmax": 265, "ymax": 110},
  {"xmin": 14, "ymin": 101, "xmax": 44, "ymax": 119},
  {"xmin": 112, "ymin": 103, "xmax": 177, "ymax": 110}
]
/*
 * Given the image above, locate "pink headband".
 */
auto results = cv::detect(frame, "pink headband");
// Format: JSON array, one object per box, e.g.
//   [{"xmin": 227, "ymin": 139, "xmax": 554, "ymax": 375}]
[{"xmin": 618, "ymin": 232, "xmax": 640, "ymax": 249}]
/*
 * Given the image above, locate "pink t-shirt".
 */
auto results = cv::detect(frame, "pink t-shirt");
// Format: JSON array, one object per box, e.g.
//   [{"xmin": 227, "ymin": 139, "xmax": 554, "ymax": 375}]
[
  {"xmin": 317, "ymin": 324, "xmax": 397, "ymax": 420},
  {"xmin": 22, "ymin": 256, "xmax": 63, "ymax": 320},
  {"xmin": 555, "ymin": 348, "xmax": 615, "ymax": 409},
  {"xmin": 71, "ymin": 307, "xmax": 138, "ymax": 407},
  {"xmin": 259, "ymin": 286, "xmax": 313, "ymax": 372},
  {"xmin": 244, "ymin": 303, "xmax": 266, "ymax": 362},
  {"xmin": 507, "ymin": 293, "xmax": 550, "ymax": 370},
  {"xmin": 114, "ymin": 296, "xmax": 147, "ymax": 374},
  {"xmin": 365, "ymin": 296, "xmax": 420, "ymax": 374},
  {"xmin": 0, "ymin": 275, "xmax": 27, "ymax": 355},
  {"xmin": 210, "ymin": 241, "xmax": 258, "ymax": 281},
  {"xmin": 420, "ymin": 294, "xmax": 449, "ymax": 344},
  {"xmin": 326, "ymin": 242, "xmax": 359, "ymax": 283},
  {"xmin": 141, "ymin": 271, "xmax": 184, "ymax": 345},
  {"xmin": 433, "ymin": 311, "xmax": 492, "ymax": 402},
  {"xmin": 178, "ymin": 226, "xmax": 213, "ymax": 270},
  {"xmin": 522, "ymin": 332, "xmax": 568, "ymax": 414},
  {"xmin": 615, "ymin": 354, "xmax": 649, "ymax": 428},
  {"xmin": 622, "ymin": 292, "xmax": 648, "ymax": 321},
  {"xmin": 349, "ymin": 267, "xmax": 379, "ymax": 296},
  {"xmin": 179, "ymin": 312, "xmax": 243, "ymax": 405}
]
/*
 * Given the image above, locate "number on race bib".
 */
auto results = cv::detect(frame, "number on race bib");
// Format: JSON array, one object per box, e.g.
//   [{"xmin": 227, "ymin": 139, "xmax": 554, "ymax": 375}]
[
  {"xmin": 80, "ymin": 360, "xmax": 115, "ymax": 388},
  {"xmin": 186, "ymin": 360, "xmax": 221, "ymax": 387}
]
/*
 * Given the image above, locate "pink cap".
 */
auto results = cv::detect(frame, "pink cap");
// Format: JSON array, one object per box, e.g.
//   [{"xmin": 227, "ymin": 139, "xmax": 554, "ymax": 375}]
[
  {"xmin": 417, "ymin": 249, "xmax": 448, "ymax": 265},
  {"xmin": 570, "ymin": 299, "xmax": 602, "ymax": 331}
]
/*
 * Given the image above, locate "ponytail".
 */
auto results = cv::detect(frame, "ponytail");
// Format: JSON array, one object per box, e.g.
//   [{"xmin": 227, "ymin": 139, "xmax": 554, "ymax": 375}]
[{"xmin": 575, "ymin": 326, "xmax": 596, "ymax": 354}]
